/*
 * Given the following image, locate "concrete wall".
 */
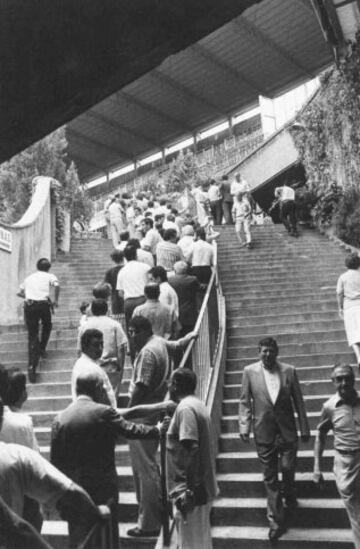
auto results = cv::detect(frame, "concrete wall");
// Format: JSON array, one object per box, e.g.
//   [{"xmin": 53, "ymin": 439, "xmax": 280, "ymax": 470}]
[
  {"xmin": 0, "ymin": 177, "xmax": 54, "ymax": 326},
  {"xmin": 228, "ymin": 126, "xmax": 299, "ymax": 191}
]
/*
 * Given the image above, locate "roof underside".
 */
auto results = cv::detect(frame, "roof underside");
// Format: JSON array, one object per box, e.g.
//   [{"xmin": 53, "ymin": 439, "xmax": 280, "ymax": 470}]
[{"xmin": 1, "ymin": 0, "xmax": 333, "ymax": 181}]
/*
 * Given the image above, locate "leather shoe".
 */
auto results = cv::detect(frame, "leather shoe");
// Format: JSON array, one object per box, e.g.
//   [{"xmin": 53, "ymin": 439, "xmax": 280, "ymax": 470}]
[
  {"xmin": 127, "ymin": 526, "xmax": 160, "ymax": 538},
  {"xmin": 268, "ymin": 525, "xmax": 287, "ymax": 541},
  {"xmin": 28, "ymin": 367, "xmax": 36, "ymax": 384}
]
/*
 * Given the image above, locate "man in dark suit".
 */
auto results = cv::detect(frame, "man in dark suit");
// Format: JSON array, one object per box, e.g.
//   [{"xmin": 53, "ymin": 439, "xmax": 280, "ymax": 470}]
[
  {"xmin": 168, "ymin": 261, "xmax": 201, "ymax": 336},
  {"xmin": 239, "ymin": 337, "xmax": 310, "ymax": 541},
  {"xmin": 50, "ymin": 371, "xmax": 163, "ymax": 549}
]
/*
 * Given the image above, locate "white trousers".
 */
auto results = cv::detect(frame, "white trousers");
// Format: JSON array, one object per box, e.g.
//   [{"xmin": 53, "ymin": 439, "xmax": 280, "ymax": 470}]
[
  {"xmin": 334, "ymin": 451, "xmax": 360, "ymax": 549},
  {"xmin": 174, "ymin": 501, "xmax": 213, "ymax": 549}
]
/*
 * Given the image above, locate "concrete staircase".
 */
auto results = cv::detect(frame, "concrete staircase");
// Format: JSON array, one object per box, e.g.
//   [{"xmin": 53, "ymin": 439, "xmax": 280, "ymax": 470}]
[
  {"xmin": 213, "ymin": 223, "xmax": 355, "ymax": 548},
  {"xmin": 0, "ymin": 239, "xmax": 156, "ymax": 549}
]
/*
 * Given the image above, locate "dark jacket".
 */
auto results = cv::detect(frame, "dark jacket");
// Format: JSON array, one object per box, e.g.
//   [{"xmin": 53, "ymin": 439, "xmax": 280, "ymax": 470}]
[
  {"xmin": 50, "ymin": 396, "xmax": 158, "ymax": 504},
  {"xmin": 168, "ymin": 274, "xmax": 200, "ymax": 327}
]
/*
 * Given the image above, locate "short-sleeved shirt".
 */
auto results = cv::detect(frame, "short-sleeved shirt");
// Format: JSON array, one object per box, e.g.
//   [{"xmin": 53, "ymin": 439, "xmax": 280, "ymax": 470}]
[
  {"xmin": 166, "ymin": 395, "xmax": 218, "ymax": 501},
  {"xmin": 156, "ymin": 241, "xmax": 185, "ymax": 272},
  {"xmin": 0, "ymin": 442, "xmax": 72, "ymax": 517},
  {"xmin": 231, "ymin": 180, "xmax": 249, "ymax": 196},
  {"xmin": 116, "ymin": 260, "xmax": 150, "ymax": 299},
  {"xmin": 77, "ymin": 315, "xmax": 127, "ymax": 360},
  {"xmin": 232, "ymin": 198, "xmax": 251, "ymax": 220},
  {"xmin": 159, "ymin": 281, "xmax": 179, "ymax": 317},
  {"xmin": 141, "ymin": 229, "xmax": 163, "ymax": 256},
  {"xmin": 128, "ymin": 336, "xmax": 170, "ymax": 408},
  {"xmin": 132, "ymin": 300, "xmax": 179, "ymax": 340},
  {"xmin": 276, "ymin": 185, "xmax": 295, "ymax": 201},
  {"xmin": 336, "ymin": 270, "xmax": 360, "ymax": 309},
  {"xmin": 178, "ymin": 236, "xmax": 195, "ymax": 264},
  {"xmin": 317, "ymin": 391, "xmax": 360, "ymax": 452},
  {"xmin": 20, "ymin": 271, "xmax": 59, "ymax": 300},
  {"xmin": 136, "ymin": 248, "xmax": 154, "ymax": 267}
]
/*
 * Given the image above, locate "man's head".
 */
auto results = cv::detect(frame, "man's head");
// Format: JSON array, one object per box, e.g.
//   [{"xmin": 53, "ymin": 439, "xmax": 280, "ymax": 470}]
[
  {"xmin": 110, "ymin": 249, "xmax": 124, "ymax": 265},
  {"xmin": 168, "ymin": 368, "xmax": 197, "ymax": 402},
  {"xmin": 92, "ymin": 282, "xmax": 111, "ymax": 300},
  {"xmin": 195, "ymin": 228, "xmax": 206, "ymax": 241},
  {"xmin": 5, "ymin": 368, "xmax": 27, "ymax": 408},
  {"xmin": 235, "ymin": 172, "xmax": 241, "ymax": 182},
  {"xmin": 221, "ymin": 175, "xmax": 228, "ymax": 181},
  {"xmin": 0, "ymin": 365, "xmax": 10, "ymax": 403},
  {"xmin": 91, "ymin": 298, "xmax": 108, "ymax": 317},
  {"xmin": 163, "ymin": 228, "xmax": 177, "ymax": 242},
  {"xmin": 76, "ymin": 372, "xmax": 104, "ymax": 402},
  {"xmin": 36, "ymin": 258, "xmax": 51, "ymax": 272},
  {"xmin": 80, "ymin": 329, "xmax": 104, "ymax": 361},
  {"xmin": 120, "ymin": 231, "xmax": 129, "ymax": 242},
  {"xmin": 345, "ymin": 252, "xmax": 360, "ymax": 270},
  {"xmin": 331, "ymin": 364, "xmax": 356, "ymax": 402},
  {"xmin": 124, "ymin": 244, "xmax": 137, "ymax": 262},
  {"xmin": 181, "ymin": 225, "xmax": 194, "ymax": 238},
  {"xmin": 174, "ymin": 261, "xmax": 188, "ymax": 275},
  {"xmin": 258, "ymin": 337, "xmax": 279, "ymax": 371},
  {"xmin": 128, "ymin": 316, "xmax": 153, "ymax": 352},
  {"xmin": 128, "ymin": 238, "xmax": 141, "ymax": 250},
  {"xmin": 149, "ymin": 266, "xmax": 167, "ymax": 284},
  {"xmin": 144, "ymin": 283, "xmax": 160, "ymax": 301},
  {"xmin": 141, "ymin": 218, "xmax": 154, "ymax": 233}
]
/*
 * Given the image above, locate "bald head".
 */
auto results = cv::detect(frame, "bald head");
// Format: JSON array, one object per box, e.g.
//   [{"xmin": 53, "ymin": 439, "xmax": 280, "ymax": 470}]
[
  {"xmin": 174, "ymin": 261, "xmax": 188, "ymax": 275},
  {"xmin": 76, "ymin": 372, "xmax": 103, "ymax": 401}
]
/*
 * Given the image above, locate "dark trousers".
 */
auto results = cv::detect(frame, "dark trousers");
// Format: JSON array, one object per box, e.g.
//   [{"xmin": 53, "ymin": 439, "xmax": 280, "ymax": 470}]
[
  {"xmin": 68, "ymin": 500, "xmax": 118, "ymax": 549},
  {"xmin": 222, "ymin": 201, "xmax": 233, "ymax": 224},
  {"xmin": 125, "ymin": 296, "xmax": 146, "ymax": 361},
  {"xmin": 24, "ymin": 301, "xmax": 52, "ymax": 369},
  {"xmin": 256, "ymin": 439, "xmax": 297, "ymax": 529},
  {"xmin": 280, "ymin": 200, "xmax": 297, "ymax": 235},
  {"xmin": 190, "ymin": 266, "xmax": 212, "ymax": 285},
  {"xmin": 210, "ymin": 200, "xmax": 223, "ymax": 225}
]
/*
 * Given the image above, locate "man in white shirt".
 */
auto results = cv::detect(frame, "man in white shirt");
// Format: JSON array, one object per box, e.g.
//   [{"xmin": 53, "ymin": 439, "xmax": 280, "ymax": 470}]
[
  {"xmin": 108, "ymin": 194, "xmax": 125, "ymax": 247},
  {"xmin": 77, "ymin": 299, "xmax": 128, "ymax": 399},
  {"xmin": 178, "ymin": 225, "xmax": 195, "ymax": 263},
  {"xmin": 128, "ymin": 238, "xmax": 154, "ymax": 267},
  {"xmin": 71, "ymin": 328, "xmax": 117, "ymax": 408},
  {"xmin": 230, "ymin": 172, "xmax": 250, "ymax": 197},
  {"xmin": 17, "ymin": 258, "xmax": 60, "ymax": 383},
  {"xmin": 274, "ymin": 184, "xmax": 298, "ymax": 237},
  {"xmin": 140, "ymin": 217, "xmax": 163, "ymax": 259},
  {"xmin": 116, "ymin": 244, "xmax": 150, "ymax": 358},
  {"xmin": 148, "ymin": 266, "xmax": 179, "ymax": 317},
  {"xmin": 208, "ymin": 179, "xmax": 222, "ymax": 225},
  {"xmin": 189, "ymin": 228, "xmax": 214, "ymax": 284},
  {"xmin": 239, "ymin": 337, "xmax": 310, "ymax": 541}
]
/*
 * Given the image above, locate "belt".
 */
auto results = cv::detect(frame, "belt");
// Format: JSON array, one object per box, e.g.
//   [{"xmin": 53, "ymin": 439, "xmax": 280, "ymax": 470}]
[
  {"xmin": 337, "ymin": 448, "xmax": 360, "ymax": 455},
  {"xmin": 25, "ymin": 299, "xmax": 49, "ymax": 305}
]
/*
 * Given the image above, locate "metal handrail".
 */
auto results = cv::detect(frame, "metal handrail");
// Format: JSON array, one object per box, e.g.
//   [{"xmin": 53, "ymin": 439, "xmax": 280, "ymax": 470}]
[{"xmin": 77, "ymin": 505, "xmax": 113, "ymax": 549}]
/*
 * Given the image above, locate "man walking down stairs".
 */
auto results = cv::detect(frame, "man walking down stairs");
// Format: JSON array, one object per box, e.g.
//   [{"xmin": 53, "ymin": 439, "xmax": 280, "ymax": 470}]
[{"xmin": 215, "ymin": 223, "xmax": 355, "ymax": 548}]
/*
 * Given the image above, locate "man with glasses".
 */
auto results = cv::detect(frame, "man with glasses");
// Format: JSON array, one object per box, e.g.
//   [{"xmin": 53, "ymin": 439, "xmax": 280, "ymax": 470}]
[{"xmin": 313, "ymin": 364, "xmax": 360, "ymax": 548}]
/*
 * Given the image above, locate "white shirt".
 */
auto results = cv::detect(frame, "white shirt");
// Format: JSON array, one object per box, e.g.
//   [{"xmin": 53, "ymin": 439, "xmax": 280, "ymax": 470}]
[
  {"xmin": 276, "ymin": 185, "xmax": 295, "ymax": 201},
  {"xmin": 159, "ymin": 281, "xmax": 179, "ymax": 317},
  {"xmin": 77, "ymin": 316, "xmax": 127, "ymax": 360},
  {"xmin": 191, "ymin": 240, "xmax": 214, "ymax": 266},
  {"xmin": 0, "ymin": 406, "xmax": 39, "ymax": 451},
  {"xmin": 141, "ymin": 229, "xmax": 163, "ymax": 256},
  {"xmin": 208, "ymin": 184, "xmax": 220, "ymax": 201},
  {"xmin": 116, "ymin": 260, "xmax": 150, "ymax": 299},
  {"xmin": 0, "ymin": 442, "xmax": 72, "ymax": 517},
  {"xmin": 71, "ymin": 353, "xmax": 116, "ymax": 407},
  {"xmin": 178, "ymin": 235, "xmax": 195, "ymax": 263},
  {"xmin": 262, "ymin": 365, "xmax": 281, "ymax": 404},
  {"xmin": 20, "ymin": 271, "xmax": 59, "ymax": 300},
  {"xmin": 231, "ymin": 179, "xmax": 250, "ymax": 195},
  {"xmin": 137, "ymin": 248, "xmax": 154, "ymax": 267},
  {"xmin": 108, "ymin": 202, "xmax": 123, "ymax": 221}
]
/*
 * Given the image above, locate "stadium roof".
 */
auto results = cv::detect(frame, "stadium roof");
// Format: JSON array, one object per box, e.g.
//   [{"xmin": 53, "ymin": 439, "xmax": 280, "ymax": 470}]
[{"xmin": 1, "ymin": 0, "xmax": 334, "ymax": 181}]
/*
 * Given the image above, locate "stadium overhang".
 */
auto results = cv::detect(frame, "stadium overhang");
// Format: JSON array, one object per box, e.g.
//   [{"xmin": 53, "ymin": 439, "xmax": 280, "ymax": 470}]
[{"xmin": 2, "ymin": 0, "xmax": 352, "ymax": 182}]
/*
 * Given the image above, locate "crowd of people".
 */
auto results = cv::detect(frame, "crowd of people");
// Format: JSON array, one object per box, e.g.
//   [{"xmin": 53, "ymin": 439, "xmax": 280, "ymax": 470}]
[{"xmin": 6, "ymin": 177, "xmax": 360, "ymax": 549}]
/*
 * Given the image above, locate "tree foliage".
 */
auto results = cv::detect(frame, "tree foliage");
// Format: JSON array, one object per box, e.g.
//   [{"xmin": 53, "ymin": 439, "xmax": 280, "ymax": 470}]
[{"xmin": 0, "ymin": 127, "xmax": 93, "ymax": 243}]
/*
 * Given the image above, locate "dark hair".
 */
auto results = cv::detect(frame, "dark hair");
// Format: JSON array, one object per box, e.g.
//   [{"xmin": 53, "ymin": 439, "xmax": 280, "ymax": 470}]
[
  {"xmin": 0, "ymin": 365, "xmax": 9, "ymax": 401},
  {"xmin": 163, "ymin": 228, "xmax": 177, "ymax": 241},
  {"xmin": 143, "ymin": 217, "xmax": 154, "ymax": 228},
  {"xmin": 128, "ymin": 238, "xmax": 140, "ymax": 250},
  {"xmin": 154, "ymin": 215, "xmax": 164, "ymax": 223},
  {"xmin": 120, "ymin": 231, "xmax": 129, "ymax": 241},
  {"xmin": 331, "ymin": 363, "xmax": 355, "ymax": 380},
  {"xmin": 221, "ymin": 175, "xmax": 228, "ymax": 181},
  {"xmin": 144, "ymin": 212, "xmax": 152, "ymax": 218},
  {"xmin": 195, "ymin": 227, "xmax": 206, "ymax": 241},
  {"xmin": 128, "ymin": 315, "xmax": 153, "ymax": 335},
  {"xmin": 149, "ymin": 266, "xmax": 167, "ymax": 283},
  {"xmin": 91, "ymin": 298, "xmax": 108, "ymax": 316},
  {"xmin": 345, "ymin": 252, "xmax": 360, "ymax": 270},
  {"xmin": 166, "ymin": 214, "xmax": 175, "ymax": 222},
  {"xmin": 144, "ymin": 283, "xmax": 160, "ymax": 300},
  {"xmin": 159, "ymin": 198, "xmax": 167, "ymax": 206},
  {"xmin": 80, "ymin": 329, "xmax": 103, "ymax": 352},
  {"xmin": 258, "ymin": 337, "xmax": 278, "ymax": 353},
  {"xmin": 79, "ymin": 300, "xmax": 90, "ymax": 314},
  {"xmin": 93, "ymin": 282, "xmax": 111, "ymax": 299},
  {"xmin": 5, "ymin": 368, "xmax": 26, "ymax": 406},
  {"xmin": 124, "ymin": 245, "xmax": 137, "ymax": 262},
  {"xmin": 171, "ymin": 208, "xmax": 178, "ymax": 216},
  {"xmin": 76, "ymin": 372, "xmax": 102, "ymax": 398},
  {"xmin": 36, "ymin": 258, "xmax": 51, "ymax": 272},
  {"xmin": 110, "ymin": 249, "xmax": 124, "ymax": 263},
  {"xmin": 171, "ymin": 368, "xmax": 197, "ymax": 395},
  {"xmin": 148, "ymin": 201, "xmax": 154, "ymax": 208}
]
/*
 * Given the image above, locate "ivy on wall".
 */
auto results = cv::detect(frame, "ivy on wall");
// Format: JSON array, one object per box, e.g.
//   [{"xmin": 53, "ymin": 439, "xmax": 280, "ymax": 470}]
[{"xmin": 291, "ymin": 33, "xmax": 360, "ymax": 244}]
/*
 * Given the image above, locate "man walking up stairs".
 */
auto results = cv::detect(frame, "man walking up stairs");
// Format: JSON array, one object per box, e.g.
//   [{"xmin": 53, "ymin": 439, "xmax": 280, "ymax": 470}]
[{"xmin": 214, "ymin": 224, "xmax": 355, "ymax": 548}]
